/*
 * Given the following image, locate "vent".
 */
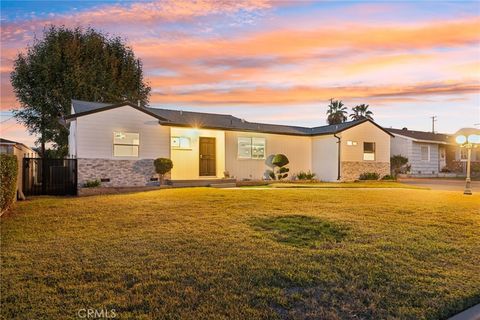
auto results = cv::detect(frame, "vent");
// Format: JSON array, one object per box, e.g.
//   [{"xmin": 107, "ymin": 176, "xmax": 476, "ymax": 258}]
[
  {"xmin": 150, "ymin": 177, "xmax": 158, "ymax": 181},
  {"xmin": 100, "ymin": 178, "xmax": 110, "ymax": 182}
]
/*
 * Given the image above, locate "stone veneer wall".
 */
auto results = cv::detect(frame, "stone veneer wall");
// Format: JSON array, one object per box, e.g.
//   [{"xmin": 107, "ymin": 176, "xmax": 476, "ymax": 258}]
[
  {"xmin": 78, "ymin": 158, "xmax": 159, "ymax": 187},
  {"xmin": 340, "ymin": 161, "xmax": 390, "ymax": 181}
]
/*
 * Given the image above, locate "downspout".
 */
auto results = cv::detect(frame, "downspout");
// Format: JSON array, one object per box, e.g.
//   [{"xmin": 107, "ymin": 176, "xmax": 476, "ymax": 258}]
[{"xmin": 333, "ymin": 127, "xmax": 341, "ymax": 181}]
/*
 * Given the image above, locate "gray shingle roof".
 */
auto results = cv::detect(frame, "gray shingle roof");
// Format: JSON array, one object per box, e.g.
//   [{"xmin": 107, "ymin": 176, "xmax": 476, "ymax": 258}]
[
  {"xmin": 70, "ymin": 100, "xmax": 391, "ymax": 136},
  {"xmin": 387, "ymin": 128, "xmax": 451, "ymax": 143}
]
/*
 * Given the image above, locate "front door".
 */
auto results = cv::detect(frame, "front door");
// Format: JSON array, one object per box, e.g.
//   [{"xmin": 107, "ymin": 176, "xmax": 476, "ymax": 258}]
[{"xmin": 199, "ymin": 137, "xmax": 216, "ymax": 176}]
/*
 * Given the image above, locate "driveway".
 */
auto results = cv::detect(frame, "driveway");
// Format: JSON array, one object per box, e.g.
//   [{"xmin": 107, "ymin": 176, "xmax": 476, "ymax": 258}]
[{"xmin": 399, "ymin": 178, "xmax": 480, "ymax": 192}]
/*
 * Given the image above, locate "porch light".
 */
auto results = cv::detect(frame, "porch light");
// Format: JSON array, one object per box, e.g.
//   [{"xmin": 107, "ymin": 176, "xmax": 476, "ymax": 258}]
[{"xmin": 456, "ymin": 134, "xmax": 479, "ymax": 195}]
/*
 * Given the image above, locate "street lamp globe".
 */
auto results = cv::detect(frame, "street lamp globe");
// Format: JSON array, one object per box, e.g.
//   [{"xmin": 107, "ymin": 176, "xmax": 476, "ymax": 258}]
[{"xmin": 455, "ymin": 135, "xmax": 467, "ymax": 145}]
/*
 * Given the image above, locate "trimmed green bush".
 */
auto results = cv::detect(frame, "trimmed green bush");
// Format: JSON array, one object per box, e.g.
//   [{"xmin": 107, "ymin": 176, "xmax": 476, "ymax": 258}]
[
  {"xmin": 83, "ymin": 180, "xmax": 101, "ymax": 188},
  {"xmin": 359, "ymin": 172, "xmax": 380, "ymax": 180},
  {"xmin": 296, "ymin": 170, "xmax": 316, "ymax": 180},
  {"xmin": 154, "ymin": 158, "xmax": 173, "ymax": 185},
  {"xmin": 381, "ymin": 174, "xmax": 396, "ymax": 181},
  {"xmin": 0, "ymin": 154, "xmax": 18, "ymax": 212},
  {"xmin": 267, "ymin": 154, "xmax": 290, "ymax": 180}
]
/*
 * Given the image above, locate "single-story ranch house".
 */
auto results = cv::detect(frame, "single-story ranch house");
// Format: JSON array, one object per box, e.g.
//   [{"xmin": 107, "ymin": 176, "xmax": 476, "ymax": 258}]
[{"xmin": 66, "ymin": 100, "xmax": 393, "ymax": 187}]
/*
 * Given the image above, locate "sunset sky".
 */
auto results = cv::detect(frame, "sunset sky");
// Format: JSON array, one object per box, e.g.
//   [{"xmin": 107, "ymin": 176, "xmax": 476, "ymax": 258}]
[{"xmin": 1, "ymin": 0, "xmax": 479, "ymax": 147}]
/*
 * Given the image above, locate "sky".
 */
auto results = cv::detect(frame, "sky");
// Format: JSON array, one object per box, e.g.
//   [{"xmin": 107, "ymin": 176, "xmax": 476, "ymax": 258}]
[{"xmin": 1, "ymin": 0, "xmax": 479, "ymax": 147}]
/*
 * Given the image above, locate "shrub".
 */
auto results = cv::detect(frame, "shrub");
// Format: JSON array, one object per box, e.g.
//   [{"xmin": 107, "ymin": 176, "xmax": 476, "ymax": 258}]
[
  {"xmin": 83, "ymin": 180, "xmax": 100, "ymax": 188},
  {"xmin": 154, "ymin": 158, "xmax": 173, "ymax": 185},
  {"xmin": 359, "ymin": 172, "xmax": 380, "ymax": 180},
  {"xmin": 296, "ymin": 170, "xmax": 316, "ymax": 180},
  {"xmin": 381, "ymin": 174, "xmax": 395, "ymax": 180},
  {"xmin": 0, "ymin": 154, "xmax": 18, "ymax": 212},
  {"xmin": 390, "ymin": 155, "xmax": 409, "ymax": 177},
  {"xmin": 266, "ymin": 154, "xmax": 290, "ymax": 180}
]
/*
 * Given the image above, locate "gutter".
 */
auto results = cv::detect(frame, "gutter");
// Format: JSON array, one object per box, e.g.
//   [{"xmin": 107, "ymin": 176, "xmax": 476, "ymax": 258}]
[{"xmin": 333, "ymin": 129, "xmax": 341, "ymax": 181}]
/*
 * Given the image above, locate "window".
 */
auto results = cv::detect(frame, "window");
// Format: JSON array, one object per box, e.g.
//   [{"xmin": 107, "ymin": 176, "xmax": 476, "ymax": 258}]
[
  {"xmin": 460, "ymin": 148, "xmax": 468, "ymax": 160},
  {"xmin": 363, "ymin": 142, "xmax": 375, "ymax": 161},
  {"xmin": 420, "ymin": 145, "xmax": 430, "ymax": 161},
  {"xmin": 113, "ymin": 132, "xmax": 139, "ymax": 157},
  {"xmin": 347, "ymin": 140, "xmax": 357, "ymax": 146},
  {"xmin": 238, "ymin": 137, "xmax": 265, "ymax": 159},
  {"xmin": 171, "ymin": 136, "xmax": 191, "ymax": 149}
]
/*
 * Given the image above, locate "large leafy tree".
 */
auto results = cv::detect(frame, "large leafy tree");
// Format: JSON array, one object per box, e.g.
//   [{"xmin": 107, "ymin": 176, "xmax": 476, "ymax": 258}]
[
  {"xmin": 326, "ymin": 99, "xmax": 347, "ymax": 125},
  {"xmin": 10, "ymin": 26, "xmax": 151, "ymax": 157},
  {"xmin": 350, "ymin": 104, "xmax": 374, "ymax": 121}
]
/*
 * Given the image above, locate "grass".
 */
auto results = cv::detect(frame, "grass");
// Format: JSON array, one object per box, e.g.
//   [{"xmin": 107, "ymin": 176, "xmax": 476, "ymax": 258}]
[
  {"xmin": 1, "ymin": 188, "xmax": 479, "ymax": 319},
  {"xmin": 243, "ymin": 181, "xmax": 426, "ymax": 189}
]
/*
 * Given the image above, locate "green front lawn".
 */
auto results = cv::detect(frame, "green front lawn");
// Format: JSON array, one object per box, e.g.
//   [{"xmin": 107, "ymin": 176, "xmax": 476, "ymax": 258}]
[{"xmin": 1, "ymin": 188, "xmax": 479, "ymax": 319}]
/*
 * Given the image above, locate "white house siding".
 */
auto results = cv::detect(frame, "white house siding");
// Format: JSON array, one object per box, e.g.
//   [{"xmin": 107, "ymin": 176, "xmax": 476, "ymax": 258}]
[
  {"xmin": 68, "ymin": 119, "xmax": 77, "ymax": 157},
  {"xmin": 225, "ymin": 131, "xmax": 311, "ymax": 180},
  {"xmin": 338, "ymin": 121, "xmax": 391, "ymax": 180},
  {"xmin": 410, "ymin": 142, "xmax": 440, "ymax": 174},
  {"xmin": 311, "ymin": 135, "xmax": 338, "ymax": 181},
  {"xmin": 73, "ymin": 106, "xmax": 170, "ymax": 187},
  {"xmin": 170, "ymin": 127, "xmax": 226, "ymax": 180},
  {"xmin": 390, "ymin": 135, "xmax": 412, "ymax": 160}
]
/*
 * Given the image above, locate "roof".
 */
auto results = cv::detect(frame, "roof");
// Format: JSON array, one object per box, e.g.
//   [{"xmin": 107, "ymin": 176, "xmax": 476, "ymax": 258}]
[
  {"xmin": 0, "ymin": 138, "xmax": 32, "ymax": 150},
  {"xmin": 68, "ymin": 99, "xmax": 394, "ymax": 137},
  {"xmin": 387, "ymin": 128, "xmax": 451, "ymax": 144}
]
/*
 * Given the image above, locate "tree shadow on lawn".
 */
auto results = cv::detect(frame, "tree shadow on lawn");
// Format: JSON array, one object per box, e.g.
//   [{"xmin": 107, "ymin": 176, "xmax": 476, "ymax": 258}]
[{"xmin": 249, "ymin": 215, "xmax": 348, "ymax": 248}]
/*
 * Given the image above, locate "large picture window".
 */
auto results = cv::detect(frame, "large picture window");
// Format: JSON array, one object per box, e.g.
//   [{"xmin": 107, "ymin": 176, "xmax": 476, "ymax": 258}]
[
  {"xmin": 238, "ymin": 137, "xmax": 265, "ymax": 159},
  {"xmin": 363, "ymin": 142, "xmax": 375, "ymax": 161},
  {"xmin": 113, "ymin": 132, "xmax": 139, "ymax": 157}
]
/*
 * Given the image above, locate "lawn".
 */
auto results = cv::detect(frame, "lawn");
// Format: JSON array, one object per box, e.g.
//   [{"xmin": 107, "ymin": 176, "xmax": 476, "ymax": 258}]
[{"xmin": 1, "ymin": 188, "xmax": 479, "ymax": 319}]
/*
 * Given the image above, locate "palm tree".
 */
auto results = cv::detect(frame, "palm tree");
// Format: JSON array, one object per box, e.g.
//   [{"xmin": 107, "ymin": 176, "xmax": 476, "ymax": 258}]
[
  {"xmin": 350, "ymin": 104, "xmax": 374, "ymax": 121},
  {"xmin": 326, "ymin": 100, "xmax": 348, "ymax": 125}
]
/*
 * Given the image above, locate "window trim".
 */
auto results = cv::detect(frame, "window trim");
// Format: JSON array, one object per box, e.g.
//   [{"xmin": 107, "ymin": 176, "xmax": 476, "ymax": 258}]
[
  {"xmin": 363, "ymin": 142, "xmax": 375, "ymax": 161},
  {"xmin": 420, "ymin": 145, "xmax": 430, "ymax": 162},
  {"xmin": 171, "ymin": 136, "xmax": 192, "ymax": 150},
  {"xmin": 113, "ymin": 131, "xmax": 140, "ymax": 157},
  {"xmin": 237, "ymin": 137, "xmax": 266, "ymax": 160}
]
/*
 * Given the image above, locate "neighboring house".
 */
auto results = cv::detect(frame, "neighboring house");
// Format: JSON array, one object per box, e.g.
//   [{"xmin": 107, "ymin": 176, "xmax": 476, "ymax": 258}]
[
  {"xmin": 0, "ymin": 138, "xmax": 37, "ymax": 199},
  {"xmin": 386, "ymin": 127, "xmax": 480, "ymax": 176},
  {"xmin": 447, "ymin": 128, "xmax": 480, "ymax": 174},
  {"xmin": 66, "ymin": 100, "xmax": 393, "ymax": 187}
]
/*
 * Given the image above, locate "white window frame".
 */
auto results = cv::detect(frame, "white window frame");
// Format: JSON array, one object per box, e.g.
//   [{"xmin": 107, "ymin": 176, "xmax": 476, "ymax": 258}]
[
  {"xmin": 363, "ymin": 142, "xmax": 375, "ymax": 161},
  {"xmin": 171, "ymin": 136, "xmax": 192, "ymax": 150},
  {"xmin": 420, "ymin": 145, "xmax": 430, "ymax": 162},
  {"xmin": 113, "ymin": 132, "xmax": 140, "ymax": 157},
  {"xmin": 237, "ymin": 137, "xmax": 266, "ymax": 160}
]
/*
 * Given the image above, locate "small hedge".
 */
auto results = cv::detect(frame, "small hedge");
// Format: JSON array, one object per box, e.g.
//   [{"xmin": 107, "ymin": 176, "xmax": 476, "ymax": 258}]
[
  {"xmin": 0, "ymin": 154, "xmax": 18, "ymax": 212},
  {"xmin": 359, "ymin": 172, "xmax": 380, "ymax": 180}
]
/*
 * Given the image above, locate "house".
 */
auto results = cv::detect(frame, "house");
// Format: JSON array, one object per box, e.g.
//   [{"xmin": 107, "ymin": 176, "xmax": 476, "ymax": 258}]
[
  {"xmin": 66, "ymin": 100, "xmax": 393, "ymax": 187},
  {"xmin": 0, "ymin": 138, "xmax": 37, "ymax": 199},
  {"xmin": 387, "ymin": 127, "xmax": 480, "ymax": 176}
]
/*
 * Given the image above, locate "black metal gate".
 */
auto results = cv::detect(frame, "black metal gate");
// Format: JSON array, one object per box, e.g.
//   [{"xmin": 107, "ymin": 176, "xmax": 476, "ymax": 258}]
[{"xmin": 23, "ymin": 157, "xmax": 77, "ymax": 196}]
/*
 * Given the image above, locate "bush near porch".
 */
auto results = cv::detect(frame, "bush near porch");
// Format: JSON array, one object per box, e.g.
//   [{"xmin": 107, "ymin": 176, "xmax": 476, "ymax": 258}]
[{"xmin": 1, "ymin": 188, "xmax": 479, "ymax": 319}]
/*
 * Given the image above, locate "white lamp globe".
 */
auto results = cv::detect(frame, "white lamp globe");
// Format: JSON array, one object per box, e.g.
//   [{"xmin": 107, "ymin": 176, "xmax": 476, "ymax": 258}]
[
  {"xmin": 467, "ymin": 134, "xmax": 480, "ymax": 144},
  {"xmin": 455, "ymin": 135, "xmax": 467, "ymax": 145}
]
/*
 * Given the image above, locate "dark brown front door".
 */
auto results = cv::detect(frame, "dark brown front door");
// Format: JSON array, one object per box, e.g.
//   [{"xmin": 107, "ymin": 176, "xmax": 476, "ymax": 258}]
[{"xmin": 199, "ymin": 137, "xmax": 216, "ymax": 176}]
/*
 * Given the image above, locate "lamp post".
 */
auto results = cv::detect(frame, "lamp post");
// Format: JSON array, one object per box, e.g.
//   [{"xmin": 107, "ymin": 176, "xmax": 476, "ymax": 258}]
[{"xmin": 455, "ymin": 134, "xmax": 479, "ymax": 195}]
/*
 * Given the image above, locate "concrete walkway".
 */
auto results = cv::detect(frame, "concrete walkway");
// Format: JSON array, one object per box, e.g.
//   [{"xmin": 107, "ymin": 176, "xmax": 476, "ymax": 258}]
[
  {"xmin": 399, "ymin": 178, "xmax": 480, "ymax": 192},
  {"xmin": 448, "ymin": 303, "xmax": 480, "ymax": 320}
]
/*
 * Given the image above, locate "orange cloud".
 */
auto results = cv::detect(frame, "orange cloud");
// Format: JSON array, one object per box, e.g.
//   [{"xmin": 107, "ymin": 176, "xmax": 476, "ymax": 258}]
[{"xmin": 150, "ymin": 81, "xmax": 480, "ymax": 105}]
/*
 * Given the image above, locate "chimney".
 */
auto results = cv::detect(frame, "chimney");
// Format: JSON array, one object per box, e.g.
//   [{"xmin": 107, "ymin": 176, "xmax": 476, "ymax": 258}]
[
  {"xmin": 137, "ymin": 100, "xmax": 141, "ymax": 107},
  {"xmin": 179, "ymin": 110, "xmax": 183, "ymax": 116}
]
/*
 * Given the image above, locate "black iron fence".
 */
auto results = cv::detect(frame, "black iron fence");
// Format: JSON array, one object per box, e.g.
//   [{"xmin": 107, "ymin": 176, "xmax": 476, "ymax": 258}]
[{"xmin": 23, "ymin": 157, "xmax": 77, "ymax": 196}]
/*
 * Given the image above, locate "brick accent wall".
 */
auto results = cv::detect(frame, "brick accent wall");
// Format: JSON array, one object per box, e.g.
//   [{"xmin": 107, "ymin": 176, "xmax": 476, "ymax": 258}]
[
  {"xmin": 78, "ymin": 158, "xmax": 159, "ymax": 187},
  {"xmin": 340, "ymin": 161, "xmax": 390, "ymax": 181}
]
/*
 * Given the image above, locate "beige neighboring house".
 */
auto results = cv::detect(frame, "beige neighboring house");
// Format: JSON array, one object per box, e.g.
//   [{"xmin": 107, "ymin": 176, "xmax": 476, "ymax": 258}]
[
  {"xmin": 0, "ymin": 138, "xmax": 37, "ymax": 199},
  {"xmin": 66, "ymin": 100, "xmax": 393, "ymax": 187}
]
